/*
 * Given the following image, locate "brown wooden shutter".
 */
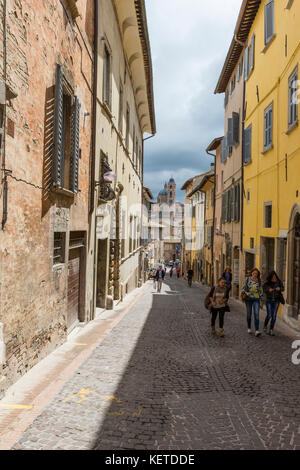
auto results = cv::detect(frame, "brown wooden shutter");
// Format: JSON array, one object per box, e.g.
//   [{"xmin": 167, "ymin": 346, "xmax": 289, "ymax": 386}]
[
  {"xmin": 54, "ymin": 64, "xmax": 64, "ymax": 187},
  {"xmin": 70, "ymin": 96, "xmax": 80, "ymax": 193}
]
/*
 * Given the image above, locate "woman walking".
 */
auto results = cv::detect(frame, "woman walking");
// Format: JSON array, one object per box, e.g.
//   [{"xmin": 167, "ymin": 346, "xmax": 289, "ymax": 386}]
[
  {"xmin": 263, "ymin": 271, "xmax": 284, "ymax": 336},
  {"xmin": 222, "ymin": 267, "xmax": 232, "ymax": 293},
  {"xmin": 208, "ymin": 277, "xmax": 230, "ymax": 337},
  {"xmin": 241, "ymin": 268, "xmax": 264, "ymax": 337}
]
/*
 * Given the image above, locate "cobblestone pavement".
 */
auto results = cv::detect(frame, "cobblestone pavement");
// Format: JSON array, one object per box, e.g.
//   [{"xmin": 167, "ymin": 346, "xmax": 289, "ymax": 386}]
[{"xmin": 11, "ymin": 279, "xmax": 300, "ymax": 450}]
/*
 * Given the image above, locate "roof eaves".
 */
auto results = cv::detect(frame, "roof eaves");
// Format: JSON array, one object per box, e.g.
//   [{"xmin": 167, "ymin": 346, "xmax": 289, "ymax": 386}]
[
  {"xmin": 134, "ymin": 0, "xmax": 156, "ymax": 135},
  {"xmin": 214, "ymin": 0, "xmax": 261, "ymax": 94}
]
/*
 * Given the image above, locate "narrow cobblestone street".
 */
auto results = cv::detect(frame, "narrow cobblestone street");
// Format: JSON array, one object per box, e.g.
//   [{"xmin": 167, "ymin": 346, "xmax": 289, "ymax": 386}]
[{"xmin": 4, "ymin": 279, "xmax": 300, "ymax": 450}]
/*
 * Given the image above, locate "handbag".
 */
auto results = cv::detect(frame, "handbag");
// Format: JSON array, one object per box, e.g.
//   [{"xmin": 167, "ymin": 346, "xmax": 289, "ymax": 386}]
[
  {"xmin": 241, "ymin": 278, "xmax": 249, "ymax": 302},
  {"xmin": 204, "ymin": 287, "xmax": 215, "ymax": 310},
  {"xmin": 279, "ymin": 293, "xmax": 286, "ymax": 305}
]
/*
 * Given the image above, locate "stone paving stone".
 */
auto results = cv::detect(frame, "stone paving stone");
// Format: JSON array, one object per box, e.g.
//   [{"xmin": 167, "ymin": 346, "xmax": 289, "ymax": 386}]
[{"xmin": 10, "ymin": 279, "xmax": 300, "ymax": 450}]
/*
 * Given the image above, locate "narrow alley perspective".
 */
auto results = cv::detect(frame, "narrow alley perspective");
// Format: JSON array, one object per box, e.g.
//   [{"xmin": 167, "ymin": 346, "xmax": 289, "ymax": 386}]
[
  {"xmin": 0, "ymin": 276, "xmax": 299, "ymax": 451},
  {"xmin": 1, "ymin": 0, "xmax": 300, "ymax": 457}
]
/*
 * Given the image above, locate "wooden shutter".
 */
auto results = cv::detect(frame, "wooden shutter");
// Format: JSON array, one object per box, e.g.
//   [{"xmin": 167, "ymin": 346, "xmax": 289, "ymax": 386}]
[
  {"xmin": 70, "ymin": 96, "xmax": 80, "ymax": 193},
  {"xmin": 250, "ymin": 34, "xmax": 255, "ymax": 72},
  {"xmin": 243, "ymin": 126, "xmax": 252, "ymax": 164},
  {"xmin": 237, "ymin": 184, "xmax": 241, "ymax": 222},
  {"xmin": 54, "ymin": 64, "xmax": 64, "ymax": 187},
  {"xmin": 231, "ymin": 187, "xmax": 235, "ymax": 222},
  {"xmin": 221, "ymin": 194, "xmax": 225, "ymax": 223},
  {"xmin": 244, "ymin": 47, "xmax": 249, "ymax": 81},
  {"xmin": 233, "ymin": 112, "xmax": 240, "ymax": 145},
  {"xmin": 227, "ymin": 118, "xmax": 233, "ymax": 147}
]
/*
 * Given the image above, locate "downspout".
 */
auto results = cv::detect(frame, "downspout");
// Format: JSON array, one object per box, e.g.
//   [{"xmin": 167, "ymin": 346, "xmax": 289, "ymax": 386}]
[
  {"xmin": 241, "ymin": 72, "xmax": 246, "ymax": 255},
  {"xmin": 1, "ymin": 0, "xmax": 7, "ymax": 231},
  {"xmin": 207, "ymin": 150, "xmax": 216, "ymax": 287},
  {"xmin": 91, "ymin": 0, "xmax": 99, "ymax": 319}
]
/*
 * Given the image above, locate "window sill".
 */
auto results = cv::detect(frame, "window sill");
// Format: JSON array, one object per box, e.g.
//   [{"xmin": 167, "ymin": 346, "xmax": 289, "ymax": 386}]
[
  {"xmin": 261, "ymin": 144, "xmax": 273, "ymax": 155},
  {"xmin": 262, "ymin": 34, "xmax": 276, "ymax": 54},
  {"xmin": 286, "ymin": 120, "xmax": 298, "ymax": 135},
  {"xmin": 52, "ymin": 185, "xmax": 75, "ymax": 198}
]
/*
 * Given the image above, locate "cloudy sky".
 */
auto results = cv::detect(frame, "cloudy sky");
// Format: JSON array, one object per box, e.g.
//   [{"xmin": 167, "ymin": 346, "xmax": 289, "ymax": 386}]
[{"xmin": 143, "ymin": 0, "xmax": 241, "ymax": 202}]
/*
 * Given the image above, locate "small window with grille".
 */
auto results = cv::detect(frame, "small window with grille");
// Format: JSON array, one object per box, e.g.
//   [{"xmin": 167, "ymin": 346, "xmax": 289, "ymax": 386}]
[{"xmin": 53, "ymin": 232, "xmax": 66, "ymax": 266}]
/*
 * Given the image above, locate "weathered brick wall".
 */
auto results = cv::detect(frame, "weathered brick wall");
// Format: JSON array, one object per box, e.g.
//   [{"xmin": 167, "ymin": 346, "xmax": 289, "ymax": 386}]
[{"xmin": 0, "ymin": 0, "xmax": 94, "ymax": 395}]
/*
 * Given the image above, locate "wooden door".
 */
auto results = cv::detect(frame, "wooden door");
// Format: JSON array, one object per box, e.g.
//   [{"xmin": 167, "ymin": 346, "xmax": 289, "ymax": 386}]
[{"xmin": 67, "ymin": 248, "xmax": 80, "ymax": 329}]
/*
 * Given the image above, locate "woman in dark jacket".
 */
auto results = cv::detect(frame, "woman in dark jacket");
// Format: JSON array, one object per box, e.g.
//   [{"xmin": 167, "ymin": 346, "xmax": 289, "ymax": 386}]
[{"xmin": 263, "ymin": 271, "xmax": 284, "ymax": 336}]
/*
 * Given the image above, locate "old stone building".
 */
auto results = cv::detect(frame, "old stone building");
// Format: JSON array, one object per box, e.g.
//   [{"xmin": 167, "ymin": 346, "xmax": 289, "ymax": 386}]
[
  {"xmin": 149, "ymin": 179, "xmax": 183, "ymax": 265},
  {"xmin": 0, "ymin": 0, "xmax": 95, "ymax": 394},
  {"xmin": 90, "ymin": 0, "xmax": 156, "ymax": 311},
  {"xmin": 0, "ymin": 0, "xmax": 156, "ymax": 396}
]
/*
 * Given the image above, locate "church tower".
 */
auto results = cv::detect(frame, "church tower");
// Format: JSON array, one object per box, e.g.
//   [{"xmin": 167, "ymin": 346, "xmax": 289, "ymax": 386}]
[{"xmin": 168, "ymin": 178, "xmax": 176, "ymax": 205}]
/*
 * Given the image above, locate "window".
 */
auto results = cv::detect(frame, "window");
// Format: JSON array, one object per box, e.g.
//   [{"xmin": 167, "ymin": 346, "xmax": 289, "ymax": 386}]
[
  {"xmin": 250, "ymin": 238, "xmax": 254, "ymax": 249},
  {"xmin": 265, "ymin": 0, "xmax": 274, "ymax": 45},
  {"xmin": 237, "ymin": 57, "xmax": 244, "ymax": 82},
  {"xmin": 264, "ymin": 104, "xmax": 273, "ymax": 150},
  {"xmin": 243, "ymin": 125, "xmax": 252, "ymax": 164},
  {"xmin": 135, "ymin": 137, "xmax": 139, "ymax": 169},
  {"xmin": 224, "ymin": 91, "xmax": 229, "ymax": 108},
  {"xmin": 228, "ymin": 113, "xmax": 239, "ymax": 147},
  {"xmin": 264, "ymin": 202, "xmax": 272, "ymax": 228},
  {"xmin": 103, "ymin": 44, "xmax": 111, "ymax": 108},
  {"xmin": 125, "ymin": 104, "xmax": 130, "ymax": 149},
  {"xmin": 53, "ymin": 64, "xmax": 80, "ymax": 193},
  {"xmin": 132, "ymin": 126, "xmax": 135, "ymax": 161},
  {"xmin": 249, "ymin": 34, "xmax": 255, "ymax": 73},
  {"xmin": 288, "ymin": 68, "xmax": 298, "ymax": 128},
  {"xmin": 118, "ymin": 81, "xmax": 123, "ymax": 134},
  {"xmin": 53, "ymin": 232, "xmax": 66, "ymax": 265}
]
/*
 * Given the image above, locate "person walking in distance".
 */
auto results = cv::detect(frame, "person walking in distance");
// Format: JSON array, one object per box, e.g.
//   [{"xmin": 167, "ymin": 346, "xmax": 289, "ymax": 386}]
[
  {"xmin": 263, "ymin": 271, "xmax": 284, "ymax": 336},
  {"xmin": 176, "ymin": 266, "xmax": 180, "ymax": 279},
  {"xmin": 155, "ymin": 265, "xmax": 165, "ymax": 293},
  {"xmin": 208, "ymin": 278, "xmax": 230, "ymax": 337},
  {"xmin": 241, "ymin": 268, "xmax": 264, "ymax": 337},
  {"xmin": 187, "ymin": 268, "xmax": 194, "ymax": 287},
  {"xmin": 169, "ymin": 268, "xmax": 173, "ymax": 279},
  {"xmin": 222, "ymin": 267, "xmax": 232, "ymax": 293}
]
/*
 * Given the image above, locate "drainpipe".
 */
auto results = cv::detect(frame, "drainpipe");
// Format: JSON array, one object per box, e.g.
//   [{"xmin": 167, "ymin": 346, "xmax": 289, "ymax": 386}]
[
  {"xmin": 91, "ymin": 0, "xmax": 99, "ymax": 319},
  {"xmin": 206, "ymin": 149, "xmax": 216, "ymax": 286},
  {"xmin": 1, "ymin": 0, "xmax": 7, "ymax": 231},
  {"xmin": 241, "ymin": 72, "xmax": 246, "ymax": 256}
]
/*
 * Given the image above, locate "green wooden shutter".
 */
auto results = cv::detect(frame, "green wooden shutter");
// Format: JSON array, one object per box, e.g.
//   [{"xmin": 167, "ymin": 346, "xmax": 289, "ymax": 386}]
[
  {"xmin": 250, "ymin": 34, "xmax": 255, "ymax": 72},
  {"xmin": 243, "ymin": 126, "xmax": 252, "ymax": 164},
  {"xmin": 233, "ymin": 112, "xmax": 240, "ymax": 145},
  {"xmin": 244, "ymin": 47, "xmax": 249, "ymax": 81},
  {"xmin": 70, "ymin": 96, "xmax": 80, "ymax": 193},
  {"xmin": 54, "ymin": 64, "xmax": 64, "ymax": 187},
  {"xmin": 227, "ymin": 118, "xmax": 234, "ymax": 147}
]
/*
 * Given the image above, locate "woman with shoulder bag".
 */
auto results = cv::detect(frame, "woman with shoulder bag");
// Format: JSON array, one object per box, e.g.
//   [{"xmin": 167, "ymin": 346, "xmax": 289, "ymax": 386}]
[
  {"xmin": 241, "ymin": 268, "xmax": 264, "ymax": 337},
  {"xmin": 263, "ymin": 271, "xmax": 284, "ymax": 336},
  {"xmin": 207, "ymin": 277, "xmax": 230, "ymax": 338}
]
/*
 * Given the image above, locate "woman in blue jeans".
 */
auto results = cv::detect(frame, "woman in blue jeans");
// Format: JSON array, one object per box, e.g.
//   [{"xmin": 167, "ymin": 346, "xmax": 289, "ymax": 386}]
[
  {"xmin": 241, "ymin": 268, "xmax": 264, "ymax": 337},
  {"xmin": 263, "ymin": 271, "xmax": 284, "ymax": 336}
]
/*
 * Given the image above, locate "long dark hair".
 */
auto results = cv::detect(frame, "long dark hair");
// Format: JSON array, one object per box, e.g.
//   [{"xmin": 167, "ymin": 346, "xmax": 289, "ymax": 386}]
[
  {"xmin": 250, "ymin": 267, "xmax": 261, "ymax": 285},
  {"xmin": 266, "ymin": 271, "xmax": 280, "ymax": 283}
]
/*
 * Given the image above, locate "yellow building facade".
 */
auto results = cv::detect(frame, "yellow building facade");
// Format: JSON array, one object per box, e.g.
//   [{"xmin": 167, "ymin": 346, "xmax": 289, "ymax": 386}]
[{"xmin": 243, "ymin": 0, "xmax": 300, "ymax": 328}]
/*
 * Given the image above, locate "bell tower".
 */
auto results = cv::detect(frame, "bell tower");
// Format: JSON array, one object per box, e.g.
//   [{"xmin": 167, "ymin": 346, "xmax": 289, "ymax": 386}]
[{"xmin": 168, "ymin": 178, "xmax": 176, "ymax": 205}]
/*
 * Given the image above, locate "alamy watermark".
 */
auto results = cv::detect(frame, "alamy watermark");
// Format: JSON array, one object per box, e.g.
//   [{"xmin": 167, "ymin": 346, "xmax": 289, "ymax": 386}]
[{"xmin": 291, "ymin": 340, "xmax": 300, "ymax": 365}]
